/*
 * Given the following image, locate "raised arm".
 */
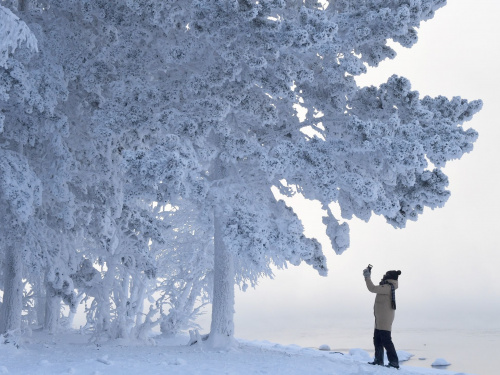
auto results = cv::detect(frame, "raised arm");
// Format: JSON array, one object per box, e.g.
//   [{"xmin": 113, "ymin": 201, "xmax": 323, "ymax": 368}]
[
  {"xmin": 365, "ymin": 277, "xmax": 390, "ymax": 294},
  {"xmin": 363, "ymin": 267, "xmax": 390, "ymax": 294}
]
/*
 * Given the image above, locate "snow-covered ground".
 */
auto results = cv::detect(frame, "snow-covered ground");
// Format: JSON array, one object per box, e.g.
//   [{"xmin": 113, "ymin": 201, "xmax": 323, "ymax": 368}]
[{"xmin": 0, "ymin": 331, "xmax": 476, "ymax": 375}]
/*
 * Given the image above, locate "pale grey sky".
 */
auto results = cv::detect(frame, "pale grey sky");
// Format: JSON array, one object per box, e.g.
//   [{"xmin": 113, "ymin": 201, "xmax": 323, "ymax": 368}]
[{"xmin": 212, "ymin": 0, "xmax": 500, "ymax": 342}]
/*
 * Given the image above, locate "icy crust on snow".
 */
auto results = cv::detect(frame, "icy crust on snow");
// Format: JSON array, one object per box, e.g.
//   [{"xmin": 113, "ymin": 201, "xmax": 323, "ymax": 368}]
[{"xmin": 0, "ymin": 331, "xmax": 475, "ymax": 375}]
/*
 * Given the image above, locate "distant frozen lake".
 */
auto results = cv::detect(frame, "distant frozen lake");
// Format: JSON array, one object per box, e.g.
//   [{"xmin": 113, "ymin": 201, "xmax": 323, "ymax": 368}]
[{"xmin": 231, "ymin": 323, "xmax": 499, "ymax": 375}]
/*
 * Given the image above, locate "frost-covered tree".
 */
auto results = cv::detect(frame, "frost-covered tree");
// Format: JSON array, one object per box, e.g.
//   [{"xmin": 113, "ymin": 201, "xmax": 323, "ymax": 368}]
[
  {"xmin": 119, "ymin": 0, "xmax": 481, "ymax": 348},
  {"xmin": 152, "ymin": 202, "xmax": 213, "ymax": 337},
  {"xmin": 3, "ymin": 1, "xmax": 210, "ymax": 339},
  {"xmin": 0, "ymin": 0, "xmax": 481, "ymax": 348},
  {"xmin": 0, "ymin": 1, "xmax": 83, "ymax": 334},
  {"xmin": 0, "ymin": 3, "xmax": 42, "ymax": 334},
  {"xmin": 1, "ymin": 1, "xmax": 113, "ymax": 334},
  {"xmin": 0, "ymin": 150, "xmax": 42, "ymax": 333}
]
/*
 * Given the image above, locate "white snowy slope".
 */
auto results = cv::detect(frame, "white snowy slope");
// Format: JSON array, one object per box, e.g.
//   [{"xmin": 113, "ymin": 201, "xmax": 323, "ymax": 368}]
[{"xmin": 0, "ymin": 331, "xmax": 477, "ymax": 375}]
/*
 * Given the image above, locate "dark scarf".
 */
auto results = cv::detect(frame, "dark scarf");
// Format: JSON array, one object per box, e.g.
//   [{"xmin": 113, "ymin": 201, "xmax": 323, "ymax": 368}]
[{"xmin": 380, "ymin": 280, "xmax": 396, "ymax": 310}]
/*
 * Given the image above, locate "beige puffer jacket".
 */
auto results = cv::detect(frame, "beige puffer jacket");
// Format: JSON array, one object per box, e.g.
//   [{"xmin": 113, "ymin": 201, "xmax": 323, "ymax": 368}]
[{"xmin": 365, "ymin": 277, "xmax": 398, "ymax": 331}]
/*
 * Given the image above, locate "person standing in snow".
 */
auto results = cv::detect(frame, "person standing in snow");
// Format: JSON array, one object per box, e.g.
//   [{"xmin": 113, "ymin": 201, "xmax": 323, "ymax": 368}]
[{"xmin": 363, "ymin": 267, "xmax": 402, "ymax": 369}]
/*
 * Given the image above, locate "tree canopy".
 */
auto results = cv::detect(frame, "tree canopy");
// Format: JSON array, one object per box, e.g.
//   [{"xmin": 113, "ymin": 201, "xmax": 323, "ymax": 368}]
[{"xmin": 0, "ymin": 0, "xmax": 480, "ymax": 347}]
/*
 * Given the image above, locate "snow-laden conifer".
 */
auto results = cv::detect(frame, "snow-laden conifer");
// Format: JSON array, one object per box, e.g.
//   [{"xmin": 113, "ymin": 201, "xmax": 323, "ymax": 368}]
[
  {"xmin": 116, "ymin": 0, "xmax": 481, "ymax": 348},
  {"xmin": 0, "ymin": 0, "xmax": 482, "ymax": 347}
]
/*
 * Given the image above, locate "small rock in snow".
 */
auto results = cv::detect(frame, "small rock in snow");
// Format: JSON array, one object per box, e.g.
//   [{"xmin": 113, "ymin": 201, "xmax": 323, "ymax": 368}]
[
  {"xmin": 168, "ymin": 358, "xmax": 186, "ymax": 366},
  {"xmin": 319, "ymin": 344, "xmax": 331, "ymax": 351},
  {"xmin": 96, "ymin": 355, "xmax": 112, "ymax": 365},
  {"xmin": 418, "ymin": 357, "xmax": 426, "ymax": 360},
  {"xmin": 431, "ymin": 358, "xmax": 451, "ymax": 366},
  {"xmin": 0, "ymin": 366, "xmax": 8, "ymax": 374}
]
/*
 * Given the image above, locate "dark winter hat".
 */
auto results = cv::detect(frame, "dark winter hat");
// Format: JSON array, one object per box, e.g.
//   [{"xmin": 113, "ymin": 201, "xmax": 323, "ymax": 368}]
[{"xmin": 384, "ymin": 270, "xmax": 401, "ymax": 280}]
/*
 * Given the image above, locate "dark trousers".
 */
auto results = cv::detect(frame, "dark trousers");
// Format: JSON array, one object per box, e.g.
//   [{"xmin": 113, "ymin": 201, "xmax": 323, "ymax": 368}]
[{"xmin": 373, "ymin": 329, "xmax": 399, "ymax": 366}]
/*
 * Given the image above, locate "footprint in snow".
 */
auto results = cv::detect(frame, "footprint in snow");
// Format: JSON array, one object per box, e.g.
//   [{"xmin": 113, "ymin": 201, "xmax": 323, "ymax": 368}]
[{"xmin": 168, "ymin": 358, "xmax": 186, "ymax": 365}]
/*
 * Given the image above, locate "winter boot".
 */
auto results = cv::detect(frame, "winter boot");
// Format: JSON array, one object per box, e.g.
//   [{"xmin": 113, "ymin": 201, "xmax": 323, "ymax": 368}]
[{"xmin": 385, "ymin": 363, "xmax": 400, "ymax": 369}]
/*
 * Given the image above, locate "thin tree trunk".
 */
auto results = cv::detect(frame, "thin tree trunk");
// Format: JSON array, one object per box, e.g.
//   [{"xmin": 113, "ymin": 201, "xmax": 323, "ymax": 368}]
[
  {"xmin": 0, "ymin": 245, "xmax": 24, "ymax": 334},
  {"xmin": 34, "ymin": 275, "xmax": 46, "ymax": 327},
  {"xmin": 131, "ymin": 279, "xmax": 146, "ymax": 328},
  {"xmin": 44, "ymin": 290, "xmax": 61, "ymax": 334},
  {"xmin": 206, "ymin": 208, "xmax": 236, "ymax": 348},
  {"xmin": 97, "ymin": 260, "xmax": 114, "ymax": 335},
  {"xmin": 115, "ymin": 272, "xmax": 130, "ymax": 338}
]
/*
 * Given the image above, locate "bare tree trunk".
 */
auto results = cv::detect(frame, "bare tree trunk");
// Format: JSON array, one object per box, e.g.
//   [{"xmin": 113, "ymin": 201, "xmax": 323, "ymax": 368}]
[{"xmin": 0, "ymin": 245, "xmax": 24, "ymax": 334}]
